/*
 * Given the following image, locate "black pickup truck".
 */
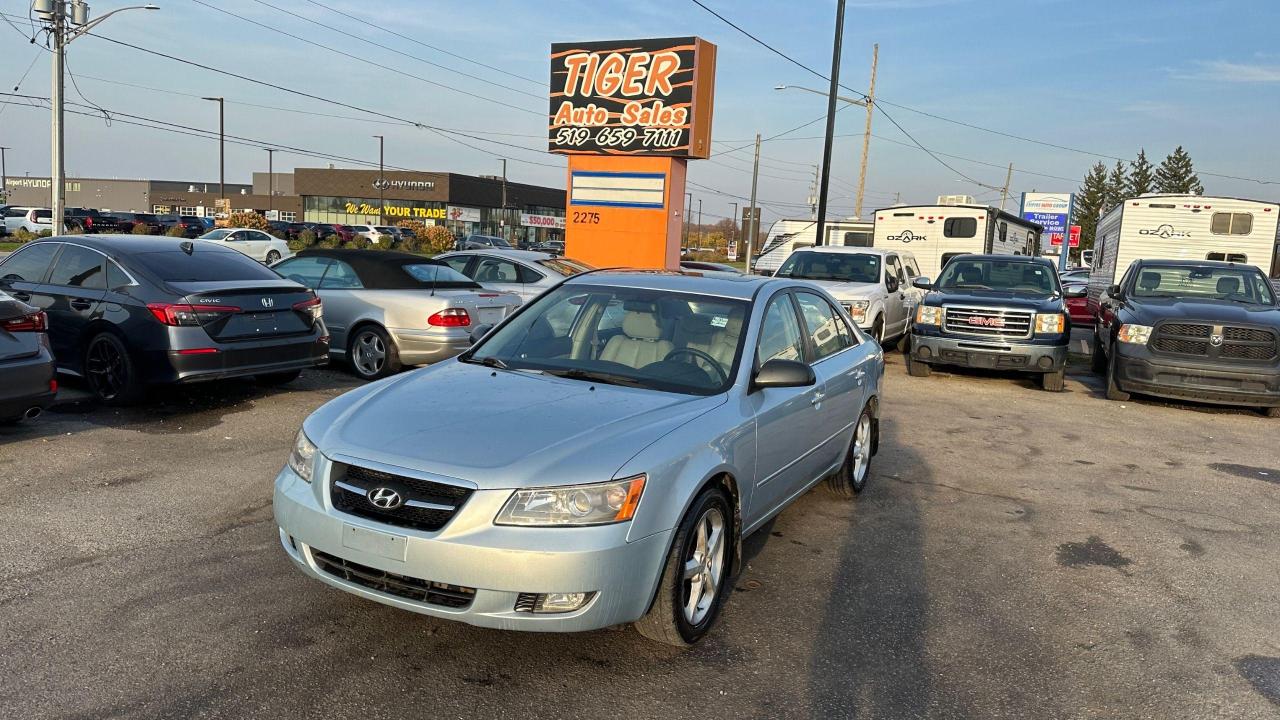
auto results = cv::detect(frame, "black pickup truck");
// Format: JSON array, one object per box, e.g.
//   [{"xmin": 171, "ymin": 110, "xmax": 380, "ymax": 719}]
[
  {"xmin": 1092, "ymin": 259, "xmax": 1280, "ymax": 416},
  {"xmin": 906, "ymin": 254, "xmax": 1082, "ymax": 391},
  {"xmin": 64, "ymin": 207, "xmax": 124, "ymax": 234}
]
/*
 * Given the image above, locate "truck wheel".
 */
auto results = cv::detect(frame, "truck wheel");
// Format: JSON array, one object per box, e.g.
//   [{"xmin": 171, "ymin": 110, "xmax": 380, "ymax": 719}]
[
  {"xmin": 906, "ymin": 352, "xmax": 931, "ymax": 378},
  {"xmin": 1041, "ymin": 369, "xmax": 1065, "ymax": 392},
  {"xmin": 1091, "ymin": 330, "xmax": 1107, "ymax": 373},
  {"xmin": 635, "ymin": 486, "xmax": 732, "ymax": 647},
  {"xmin": 1262, "ymin": 406, "xmax": 1280, "ymax": 418},
  {"xmin": 871, "ymin": 317, "xmax": 885, "ymax": 346},
  {"xmin": 1105, "ymin": 355, "xmax": 1130, "ymax": 402}
]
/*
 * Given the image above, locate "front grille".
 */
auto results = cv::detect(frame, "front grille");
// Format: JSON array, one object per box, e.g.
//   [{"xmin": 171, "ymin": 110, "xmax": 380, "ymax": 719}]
[
  {"xmin": 942, "ymin": 306, "xmax": 1034, "ymax": 340},
  {"xmin": 1152, "ymin": 337, "xmax": 1210, "ymax": 356},
  {"xmin": 312, "ymin": 549, "xmax": 475, "ymax": 608},
  {"xmin": 1151, "ymin": 323, "xmax": 1277, "ymax": 362},
  {"xmin": 330, "ymin": 464, "xmax": 472, "ymax": 533},
  {"xmin": 514, "ymin": 592, "xmax": 539, "ymax": 612},
  {"xmin": 1160, "ymin": 323, "xmax": 1211, "ymax": 338},
  {"xmin": 1224, "ymin": 327, "xmax": 1273, "ymax": 343},
  {"xmin": 1221, "ymin": 343, "xmax": 1276, "ymax": 361}
]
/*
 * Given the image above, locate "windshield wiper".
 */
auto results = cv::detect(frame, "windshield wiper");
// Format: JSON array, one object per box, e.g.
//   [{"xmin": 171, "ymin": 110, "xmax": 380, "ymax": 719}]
[
  {"xmin": 544, "ymin": 368, "xmax": 648, "ymax": 388},
  {"xmin": 459, "ymin": 355, "xmax": 509, "ymax": 369}
]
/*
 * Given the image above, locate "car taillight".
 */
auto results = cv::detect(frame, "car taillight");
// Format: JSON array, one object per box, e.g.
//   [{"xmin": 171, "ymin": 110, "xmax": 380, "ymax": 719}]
[
  {"xmin": 1, "ymin": 311, "xmax": 47, "ymax": 332},
  {"xmin": 146, "ymin": 303, "xmax": 240, "ymax": 326},
  {"xmin": 428, "ymin": 308, "xmax": 471, "ymax": 327},
  {"xmin": 293, "ymin": 296, "xmax": 323, "ymax": 323}
]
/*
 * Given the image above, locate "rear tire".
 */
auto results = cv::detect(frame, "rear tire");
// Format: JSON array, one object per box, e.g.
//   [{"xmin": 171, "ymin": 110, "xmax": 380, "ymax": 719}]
[
  {"xmin": 827, "ymin": 405, "xmax": 874, "ymax": 497},
  {"xmin": 348, "ymin": 325, "xmax": 401, "ymax": 380},
  {"xmin": 1041, "ymin": 368, "xmax": 1065, "ymax": 392},
  {"xmin": 256, "ymin": 369, "xmax": 302, "ymax": 386},
  {"xmin": 265, "ymin": 250, "xmax": 281, "ymax": 264},
  {"xmin": 906, "ymin": 351, "xmax": 931, "ymax": 377},
  {"xmin": 635, "ymin": 487, "xmax": 732, "ymax": 647},
  {"xmin": 84, "ymin": 332, "xmax": 145, "ymax": 406},
  {"xmin": 1262, "ymin": 406, "xmax": 1280, "ymax": 418},
  {"xmin": 1105, "ymin": 354, "xmax": 1130, "ymax": 402}
]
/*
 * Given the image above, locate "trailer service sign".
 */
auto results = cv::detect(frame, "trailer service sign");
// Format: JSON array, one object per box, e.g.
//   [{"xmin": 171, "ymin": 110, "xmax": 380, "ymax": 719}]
[{"xmin": 549, "ymin": 37, "xmax": 716, "ymax": 158}]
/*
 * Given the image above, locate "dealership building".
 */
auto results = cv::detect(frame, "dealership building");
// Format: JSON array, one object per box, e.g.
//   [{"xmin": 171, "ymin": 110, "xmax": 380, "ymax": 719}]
[{"xmin": 3, "ymin": 167, "xmax": 566, "ymax": 244}]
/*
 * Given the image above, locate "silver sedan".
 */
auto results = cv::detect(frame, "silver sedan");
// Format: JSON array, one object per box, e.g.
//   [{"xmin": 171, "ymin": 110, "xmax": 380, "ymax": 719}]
[
  {"xmin": 271, "ymin": 249, "xmax": 520, "ymax": 380},
  {"xmin": 436, "ymin": 248, "xmax": 593, "ymax": 303},
  {"xmin": 273, "ymin": 270, "xmax": 884, "ymax": 645}
]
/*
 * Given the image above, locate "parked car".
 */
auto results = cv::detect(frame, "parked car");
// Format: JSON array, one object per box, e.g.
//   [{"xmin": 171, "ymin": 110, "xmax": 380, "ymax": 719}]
[
  {"xmin": 456, "ymin": 234, "xmax": 512, "ymax": 251},
  {"xmin": 111, "ymin": 212, "xmax": 165, "ymax": 235},
  {"xmin": 271, "ymin": 249, "xmax": 521, "ymax": 380},
  {"xmin": 63, "ymin": 208, "xmax": 123, "ymax": 234},
  {"xmin": 774, "ymin": 246, "xmax": 925, "ymax": 347},
  {"xmin": 681, "ymin": 260, "xmax": 741, "ymax": 274},
  {"xmin": 197, "ymin": 228, "xmax": 293, "ymax": 264},
  {"xmin": 436, "ymin": 249, "xmax": 594, "ymax": 303},
  {"xmin": 329, "ymin": 224, "xmax": 360, "ymax": 243},
  {"xmin": 5, "ymin": 208, "xmax": 53, "ymax": 235},
  {"xmin": 1091, "ymin": 259, "xmax": 1280, "ymax": 415},
  {"xmin": 267, "ymin": 220, "xmax": 296, "ymax": 239},
  {"xmin": 530, "ymin": 239, "xmax": 565, "ymax": 255},
  {"xmin": 0, "ymin": 289, "xmax": 56, "ymax": 423},
  {"xmin": 1063, "ymin": 279, "xmax": 1092, "ymax": 326},
  {"xmin": 0, "ymin": 236, "xmax": 328, "ymax": 404},
  {"xmin": 157, "ymin": 215, "xmax": 205, "ymax": 238},
  {"xmin": 272, "ymin": 269, "xmax": 883, "ymax": 645},
  {"xmin": 1059, "ymin": 267, "xmax": 1090, "ymax": 282},
  {"xmin": 2, "ymin": 206, "xmax": 35, "ymax": 234},
  {"xmin": 907, "ymin": 254, "xmax": 1081, "ymax": 391}
]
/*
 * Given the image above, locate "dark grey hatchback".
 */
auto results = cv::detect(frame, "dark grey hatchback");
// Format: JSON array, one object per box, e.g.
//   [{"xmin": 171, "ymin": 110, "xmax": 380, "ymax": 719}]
[
  {"xmin": 0, "ymin": 236, "xmax": 329, "ymax": 405},
  {"xmin": 0, "ymin": 290, "xmax": 56, "ymax": 423}
]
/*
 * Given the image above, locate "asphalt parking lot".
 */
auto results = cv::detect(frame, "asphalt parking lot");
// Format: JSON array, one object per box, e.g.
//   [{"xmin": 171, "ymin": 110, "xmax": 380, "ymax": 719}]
[{"xmin": 2, "ymin": 352, "xmax": 1279, "ymax": 719}]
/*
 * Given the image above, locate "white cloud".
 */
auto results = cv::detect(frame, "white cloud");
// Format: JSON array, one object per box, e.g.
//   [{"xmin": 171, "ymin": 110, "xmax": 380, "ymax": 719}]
[{"xmin": 1175, "ymin": 60, "xmax": 1280, "ymax": 83}]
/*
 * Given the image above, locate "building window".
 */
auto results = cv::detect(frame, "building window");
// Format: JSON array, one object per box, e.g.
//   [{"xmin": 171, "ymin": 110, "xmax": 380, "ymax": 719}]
[
  {"xmin": 1210, "ymin": 212, "xmax": 1253, "ymax": 236},
  {"xmin": 180, "ymin": 206, "xmax": 199, "ymax": 216},
  {"xmin": 279, "ymin": 211, "xmax": 297, "ymax": 222},
  {"xmin": 153, "ymin": 205, "xmax": 171, "ymax": 214},
  {"xmin": 944, "ymin": 217, "xmax": 977, "ymax": 238},
  {"xmin": 842, "ymin": 230, "xmax": 872, "ymax": 247}
]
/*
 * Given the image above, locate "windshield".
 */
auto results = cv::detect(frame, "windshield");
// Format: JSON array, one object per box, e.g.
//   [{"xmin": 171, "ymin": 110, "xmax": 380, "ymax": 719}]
[
  {"xmin": 937, "ymin": 259, "xmax": 1057, "ymax": 295},
  {"xmin": 535, "ymin": 257, "xmax": 594, "ymax": 276},
  {"xmin": 776, "ymin": 252, "xmax": 880, "ymax": 283},
  {"xmin": 1131, "ymin": 264, "xmax": 1275, "ymax": 305},
  {"xmin": 200, "ymin": 229, "xmax": 233, "ymax": 240},
  {"xmin": 467, "ymin": 283, "xmax": 748, "ymax": 396}
]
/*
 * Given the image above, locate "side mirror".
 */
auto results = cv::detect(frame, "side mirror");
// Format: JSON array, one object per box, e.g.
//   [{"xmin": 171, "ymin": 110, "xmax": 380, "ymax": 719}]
[
  {"xmin": 469, "ymin": 323, "xmax": 495, "ymax": 345},
  {"xmin": 912, "ymin": 277, "xmax": 932, "ymax": 290},
  {"xmin": 1064, "ymin": 286, "xmax": 1087, "ymax": 298},
  {"xmin": 885, "ymin": 275, "xmax": 900, "ymax": 293},
  {"xmin": 1107, "ymin": 284, "xmax": 1122, "ymax": 297},
  {"xmin": 751, "ymin": 359, "xmax": 816, "ymax": 390}
]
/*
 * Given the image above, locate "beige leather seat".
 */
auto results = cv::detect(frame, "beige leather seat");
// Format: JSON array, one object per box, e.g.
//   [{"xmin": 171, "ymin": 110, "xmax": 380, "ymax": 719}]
[
  {"xmin": 674, "ymin": 309, "xmax": 745, "ymax": 372},
  {"xmin": 600, "ymin": 309, "xmax": 672, "ymax": 369}
]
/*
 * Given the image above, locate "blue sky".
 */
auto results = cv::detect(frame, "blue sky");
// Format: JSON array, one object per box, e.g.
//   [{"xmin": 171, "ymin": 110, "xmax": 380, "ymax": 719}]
[{"xmin": 1, "ymin": 0, "xmax": 1278, "ymax": 225}]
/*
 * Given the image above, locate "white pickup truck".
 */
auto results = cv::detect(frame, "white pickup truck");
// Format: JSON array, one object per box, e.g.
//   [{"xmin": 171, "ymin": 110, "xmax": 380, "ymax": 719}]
[{"xmin": 773, "ymin": 246, "xmax": 926, "ymax": 346}]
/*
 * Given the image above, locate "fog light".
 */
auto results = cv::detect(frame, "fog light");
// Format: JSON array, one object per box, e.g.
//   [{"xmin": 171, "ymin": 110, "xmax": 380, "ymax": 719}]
[
  {"xmin": 515, "ymin": 591, "xmax": 596, "ymax": 613},
  {"xmin": 916, "ymin": 345, "xmax": 933, "ymax": 359},
  {"xmin": 1037, "ymin": 356, "xmax": 1053, "ymax": 370}
]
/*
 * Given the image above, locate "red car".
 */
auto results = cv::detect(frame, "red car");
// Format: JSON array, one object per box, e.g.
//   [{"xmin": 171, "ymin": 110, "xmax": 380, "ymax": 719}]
[{"xmin": 1063, "ymin": 280, "xmax": 1092, "ymax": 326}]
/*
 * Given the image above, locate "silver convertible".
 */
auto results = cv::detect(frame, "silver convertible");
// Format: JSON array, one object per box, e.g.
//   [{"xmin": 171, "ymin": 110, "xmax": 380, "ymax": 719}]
[{"xmin": 273, "ymin": 270, "xmax": 884, "ymax": 645}]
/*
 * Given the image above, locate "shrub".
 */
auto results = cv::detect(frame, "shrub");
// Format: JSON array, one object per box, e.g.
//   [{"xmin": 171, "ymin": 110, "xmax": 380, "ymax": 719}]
[
  {"xmin": 12, "ymin": 228, "xmax": 35, "ymax": 243},
  {"xmin": 686, "ymin": 250, "xmax": 730, "ymax": 263},
  {"xmin": 227, "ymin": 211, "xmax": 270, "ymax": 230},
  {"xmin": 373, "ymin": 234, "xmax": 394, "ymax": 248},
  {"xmin": 297, "ymin": 229, "xmax": 317, "ymax": 247},
  {"xmin": 36, "ymin": 229, "xmax": 52, "ymax": 238},
  {"xmin": 165, "ymin": 225, "xmax": 187, "ymax": 238},
  {"xmin": 420, "ymin": 224, "xmax": 454, "ymax": 255},
  {"xmin": 131, "ymin": 222, "xmax": 153, "ymax": 235}
]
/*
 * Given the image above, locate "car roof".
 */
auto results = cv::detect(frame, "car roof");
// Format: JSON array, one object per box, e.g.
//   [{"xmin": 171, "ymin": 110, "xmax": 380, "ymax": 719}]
[
  {"xmin": 27, "ymin": 234, "xmax": 244, "ymax": 255},
  {"xmin": 1134, "ymin": 258, "xmax": 1259, "ymax": 269},
  {"xmin": 949, "ymin": 254, "xmax": 1053, "ymax": 266},
  {"xmin": 445, "ymin": 248, "xmax": 554, "ymax": 262},
  {"xmin": 207, "ymin": 227, "xmax": 269, "ymax": 232},
  {"xmin": 791, "ymin": 246, "xmax": 901, "ymax": 257},
  {"xmin": 564, "ymin": 269, "xmax": 780, "ymax": 300}
]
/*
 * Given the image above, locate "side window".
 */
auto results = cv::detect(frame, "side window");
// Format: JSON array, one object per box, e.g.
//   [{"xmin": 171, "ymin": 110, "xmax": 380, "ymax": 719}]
[
  {"xmin": 1207, "ymin": 252, "xmax": 1248, "ymax": 264},
  {"xmin": 48, "ymin": 245, "xmax": 106, "ymax": 289},
  {"xmin": 757, "ymin": 294, "xmax": 805, "ymax": 365},
  {"xmin": 106, "ymin": 261, "xmax": 132, "ymax": 290},
  {"xmin": 442, "ymin": 256, "xmax": 472, "ymax": 275},
  {"xmin": 998, "ymin": 221, "xmax": 1008, "ymax": 241},
  {"xmin": 319, "ymin": 260, "xmax": 363, "ymax": 289},
  {"xmin": 0, "ymin": 243, "xmax": 60, "ymax": 283},
  {"xmin": 794, "ymin": 291, "xmax": 855, "ymax": 361},
  {"xmin": 253, "ymin": 231, "xmax": 273, "ymax": 242},
  {"xmin": 943, "ymin": 217, "xmax": 977, "ymax": 238},
  {"xmin": 275, "ymin": 257, "xmax": 332, "ymax": 288},
  {"xmin": 903, "ymin": 256, "xmax": 921, "ymax": 277},
  {"xmin": 1210, "ymin": 212, "xmax": 1253, "ymax": 236},
  {"xmin": 886, "ymin": 255, "xmax": 907, "ymax": 283},
  {"xmin": 474, "ymin": 258, "xmax": 520, "ymax": 283},
  {"xmin": 516, "ymin": 264, "xmax": 545, "ymax": 283},
  {"xmin": 226, "ymin": 231, "xmax": 244, "ymax": 242}
]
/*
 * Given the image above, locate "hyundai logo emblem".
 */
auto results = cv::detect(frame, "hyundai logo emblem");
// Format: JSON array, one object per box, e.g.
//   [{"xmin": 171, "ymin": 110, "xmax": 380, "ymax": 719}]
[
  {"xmin": 261, "ymin": 297, "xmax": 274, "ymax": 308},
  {"xmin": 367, "ymin": 487, "xmax": 403, "ymax": 510}
]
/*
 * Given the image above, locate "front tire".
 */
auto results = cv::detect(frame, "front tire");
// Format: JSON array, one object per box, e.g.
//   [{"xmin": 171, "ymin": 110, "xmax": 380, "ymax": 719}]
[
  {"xmin": 635, "ymin": 487, "xmax": 732, "ymax": 647},
  {"xmin": 1262, "ymin": 406, "xmax": 1280, "ymax": 418},
  {"xmin": 348, "ymin": 325, "xmax": 401, "ymax": 380},
  {"xmin": 84, "ymin": 332, "xmax": 144, "ymax": 406},
  {"xmin": 827, "ymin": 405, "xmax": 874, "ymax": 497},
  {"xmin": 906, "ymin": 349, "xmax": 931, "ymax": 377},
  {"xmin": 1041, "ymin": 368, "xmax": 1065, "ymax": 392},
  {"xmin": 1091, "ymin": 329, "xmax": 1107, "ymax": 373},
  {"xmin": 871, "ymin": 316, "xmax": 885, "ymax": 346},
  {"xmin": 1105, "ymin": 354, "xmax": 1130, "ymax": 401}
]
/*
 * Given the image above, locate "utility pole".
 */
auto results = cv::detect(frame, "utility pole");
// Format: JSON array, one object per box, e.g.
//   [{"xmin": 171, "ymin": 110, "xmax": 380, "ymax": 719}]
[
  {"xmin": 683, "ymin": 191, "xmax": 692, "ymax": 249},
  {"xmin": 999, "ymin": 162, "xmax": 1013, "ymax": 211},
  {"xmin": 814, "ymin": 0, "xmax": 847, "ymax": 247},
  {"xmin": 696, "ymin": 199, "xmax": 702, "ymax": 248},
  {"xmin": 746, "ymin": 133, "xmax": 762, "ymax": 273},
  {"xmin": 373, "ymin": 135, "xmax": 385, "ymax": 225},
  {"xmin": 854, "ymin": 43, "xmax": 878, "ymax": 219},
  {"xmin": 0, "ymin": 146, "xmax": 8, "ymax": 203},
  {"xmin": 200, "ymin": 96, "xmax": 225, "ymax": 202},
  {"xmin": 809, "ymin": 165, "xmax": 819, "ymax": 220},
  {"xmin": 500, "ymin": 158, "xmax": 508, "ymax": 242},
  {"xmin": 264, "ymin": 148, "xmax": 274, "ymax": 214},
  {"xmin": 729, "ymin": 201, "xmax": 738, "ymax": 257}
]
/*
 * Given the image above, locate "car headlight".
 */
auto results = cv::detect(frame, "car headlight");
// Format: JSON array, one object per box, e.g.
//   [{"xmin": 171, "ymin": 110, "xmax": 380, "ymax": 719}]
[
  {"xmin": 916, "ymin": 305, "xmax": 942, "ymax": 326},
  {"xmin": 1117, "ymin": 324, "xmax": 1153, "ymax": 344},
  {"xmin": 495, "ymin": 475, "xmax": 646, "ymax": 527},
  {"xmin": 1034, "ymin": 313, "xmax": 1065, "ymax": 334},
  {"xmin": 287, "ymin": 428, "xmax": 318, "ymax": 483},
  {"xmin": 841, "ymin": 299, "xmax": 870, "ymax": 323}
]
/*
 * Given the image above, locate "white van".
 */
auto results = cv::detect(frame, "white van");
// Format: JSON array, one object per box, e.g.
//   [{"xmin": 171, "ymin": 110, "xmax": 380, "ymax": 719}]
[
  {"xmin": 1086, "ymin": 194, "xmax": 1280, "ymax": 311},
  {"xmin": 872, "ymin": 204, "xmax": 1042, "ymax": 281},
  {"xmin": 752, "ymin": 218, "xmax": 873, "ymax": 275}
]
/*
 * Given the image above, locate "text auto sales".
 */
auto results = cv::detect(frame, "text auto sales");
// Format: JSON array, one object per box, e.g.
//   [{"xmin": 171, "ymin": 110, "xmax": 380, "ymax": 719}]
[{"xmin": 551, "ymin": 50, "xmax": 688, "ymax": 150}]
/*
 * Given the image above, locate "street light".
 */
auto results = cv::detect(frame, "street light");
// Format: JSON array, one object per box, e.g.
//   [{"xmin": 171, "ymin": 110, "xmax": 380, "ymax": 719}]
[
  {"xmin": 200, "ymin": 97, "xmax": 225, "ymax": 204},
  {"xmin": 34, "ymin": 1, "xmax": 159, "ymax": 234},
  {"xmin": 775, "ymin": 85, "xmax": 867, "ymax": 108}
]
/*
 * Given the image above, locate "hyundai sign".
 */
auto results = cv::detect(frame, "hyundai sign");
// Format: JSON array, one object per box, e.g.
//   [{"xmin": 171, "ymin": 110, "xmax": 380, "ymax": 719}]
[{"xmin": 1019, "ymin": 192, "xmax": 1073, "ymax": 253}]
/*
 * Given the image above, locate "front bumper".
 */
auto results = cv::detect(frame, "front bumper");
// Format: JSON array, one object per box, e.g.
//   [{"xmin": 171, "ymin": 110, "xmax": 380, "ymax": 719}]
[
  {"xmin": 1114, "ymin": 346, "xmax": 1280, "ymax": 408},
  {"xmin": 273, "ymin": 465, "xmax": 671, "ymax": 632},
  {"xmin": 388, "ymin": 328, "xmax": 471, "ymax": 366},
  {"xmin": 0, "ymin": 346, "xmax": 57, "ymax": 421},
  {"xmin": 911, "ymin": 332, "xmax": 1067, "ymax": 373}
]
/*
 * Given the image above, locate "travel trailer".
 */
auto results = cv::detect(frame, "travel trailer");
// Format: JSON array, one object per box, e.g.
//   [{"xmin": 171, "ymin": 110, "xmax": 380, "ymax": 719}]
[
  {"xmin": 752, "ymin": 218, "xmax": 873, "ymax": 274},
  {"xmin": 1086, "ymin": 195, "xmax": 1280, "ymax": 311},
  {"xmin": 872, "ymin": 205, "xmax": 1042, "ymax": 280}
]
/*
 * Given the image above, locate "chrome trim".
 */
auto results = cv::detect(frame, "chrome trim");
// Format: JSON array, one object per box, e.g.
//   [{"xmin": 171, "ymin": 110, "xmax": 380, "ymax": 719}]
[
  {"xmin": 333, "ymin": 479, "xmax": 458, "ymax": 511},
  {"xmin": 38, "ymin": 240, "xmax": 141, "ymax": 287},
  {"xmin": 942, "ymin": 304, "xmax": 1034, "ymax": 340},
  {"xmin": 328, "ymin": 453, "xmax": 478, "ymax": 491}
]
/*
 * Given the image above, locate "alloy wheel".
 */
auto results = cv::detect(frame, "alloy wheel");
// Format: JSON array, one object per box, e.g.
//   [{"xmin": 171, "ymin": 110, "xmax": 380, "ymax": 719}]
[
  {"xmin": 353, "ymin": 331, "xmax": 386, "ymax": 377},
  {"xmin": 851, "ymin": 412, "xmax": 872, "ymax": 486},
  {"xmin": 86, "ymin": 337, "xmax": 126, "ymax": 400},
  {"xmin": 681, "ymin": 506, "xmax": 726, "ymax": 626}
]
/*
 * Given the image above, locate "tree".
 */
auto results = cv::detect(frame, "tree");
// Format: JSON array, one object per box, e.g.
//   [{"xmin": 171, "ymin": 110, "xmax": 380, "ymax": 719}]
[
  {"xmin": 1075, "ymin": 162, "xmax": 1108, "ymax": 251},
  {"xmin": 420, "ymin": 224, "xmax": 454, "ymax": 255},
  {"xmin": 1126, "ymin": 148, "xmax": 1156, "ymax": 197},
  {"xmin": 228, "ymin": 211, "xmax": 270, "ymax": 230},
  {"xmin": 1155, "ymin": 146, "xmax": 1203, "ymax": 195},
  {"xmin": 1104, "ymin": 160, "xmax": 1128, "ymax": 213}
]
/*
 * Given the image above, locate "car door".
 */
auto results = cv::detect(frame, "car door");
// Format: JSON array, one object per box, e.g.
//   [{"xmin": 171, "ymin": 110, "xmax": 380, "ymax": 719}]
[
  {"xmin": 792, "ymin": 290, "xmax": 870, "ymax": 470},
  {"xmin": 316, "ymin": 258, "xmax": 366, "ymax": 353},
  {"xmin": 746, "ymin": 289, "xmax": 827, "ymax": 523},
  {"xmin": 39, "ymin": 244, "xmax": 109, "ymax": 369},
  {"xmin": 882, "ymin": 254, "xmax": 910, "ymax": 337}
]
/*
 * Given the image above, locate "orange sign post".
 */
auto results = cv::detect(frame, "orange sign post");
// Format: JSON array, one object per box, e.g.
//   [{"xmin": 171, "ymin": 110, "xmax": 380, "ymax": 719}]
[{"xmin": 548, "ymin": 37, "xmax": 717, "ymax": 269}]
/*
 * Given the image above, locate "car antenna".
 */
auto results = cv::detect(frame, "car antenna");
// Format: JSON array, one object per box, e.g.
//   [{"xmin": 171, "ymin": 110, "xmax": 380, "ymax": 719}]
[{"xmin": 180, "ymin": 241, "xmax": 194, "ymax": 255}]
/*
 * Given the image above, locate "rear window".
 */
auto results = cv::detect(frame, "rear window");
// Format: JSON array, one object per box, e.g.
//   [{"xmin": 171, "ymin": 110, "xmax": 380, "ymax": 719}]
[
  {"xmin": 535, "ymin": 257, "xmax": 593, "ymax": 276},
  {"xmin": 402, "ymin": 263, "xmax": 480, "ymax": 288},
  {"xmin": 133, "ymin": 249, "xmax": 281, "ymax": 282}
]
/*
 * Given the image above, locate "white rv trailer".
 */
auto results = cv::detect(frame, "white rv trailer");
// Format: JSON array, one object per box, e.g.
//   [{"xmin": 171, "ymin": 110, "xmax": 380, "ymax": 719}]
[
  {"xmin": 752, "ymin": 218, "xmax": 874, "ymax": 274},
  {"xmin": 1086, "ymin": 194, "xmax": 1280, "ymax": 309},
  {"xmin": 872, "ymin": 204, "xmax": 1042, "ymax": 281}
]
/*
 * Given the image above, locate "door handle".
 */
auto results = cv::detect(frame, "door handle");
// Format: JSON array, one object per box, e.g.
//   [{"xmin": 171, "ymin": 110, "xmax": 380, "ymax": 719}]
[
  {"xmin": 853, "ymin": 368, "xmax": 866, "ymax": 383},
  {"xmin": 810, "ymin": 392, "xmax": 825, "ymax": 407},
  {"xmin": 10, "ymin": 291, "xmax": 31, "ymax": 302},
  {"xmin": 70, "ymin": 298, "xmax": 92, "ymax": 311}
]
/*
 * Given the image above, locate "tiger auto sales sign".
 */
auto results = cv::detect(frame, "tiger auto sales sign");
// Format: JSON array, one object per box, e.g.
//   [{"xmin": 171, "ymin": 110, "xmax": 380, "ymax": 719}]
[{"xmin": 548, "ymin": 37, "xmax": 716, "ymax": 158}]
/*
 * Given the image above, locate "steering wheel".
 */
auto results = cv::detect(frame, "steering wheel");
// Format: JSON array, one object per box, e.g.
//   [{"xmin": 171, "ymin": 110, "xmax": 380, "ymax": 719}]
[{"xmin": 664, "ymin": 348, "xmax": 729, "ymax": 384}]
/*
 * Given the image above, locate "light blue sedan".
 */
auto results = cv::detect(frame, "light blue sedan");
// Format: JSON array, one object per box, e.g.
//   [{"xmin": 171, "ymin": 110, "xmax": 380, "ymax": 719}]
[{"xmin": 273, "ymin": 270, "xmax": 884, "ymax": 645}]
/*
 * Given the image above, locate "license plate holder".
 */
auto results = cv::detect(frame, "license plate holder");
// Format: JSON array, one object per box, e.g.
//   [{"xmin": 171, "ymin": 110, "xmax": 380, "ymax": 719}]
[
  {"xmin": 342, "ymin": 523, "xmax": 408, "ymax": 562},
  {"xmin": 478, "ymin": 308, "xmax": 503, "ymax": 325}
]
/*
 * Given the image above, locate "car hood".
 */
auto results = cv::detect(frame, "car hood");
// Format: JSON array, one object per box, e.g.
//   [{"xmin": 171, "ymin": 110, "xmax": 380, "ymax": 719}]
[
  {"xmin": 802, "ymin": 280, "xmax": 885, "ymax": 301},
  {"xmin": 304, "ymin": 360, "xmax": 725, "ymax": 490},
  {"xmin": 926, "ymin": 290, "xmax": 1064, "ymax": 312},
  {"xmin": 1126, "ymin": 297, "xmax": 1280, "ymax": 326}
]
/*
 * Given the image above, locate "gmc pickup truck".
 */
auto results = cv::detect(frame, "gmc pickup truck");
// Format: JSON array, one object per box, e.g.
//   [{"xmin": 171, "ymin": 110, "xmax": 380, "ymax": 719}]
[{"xmin": 906, "ymin": 254, "xmax": 1083, "ymax": 392}]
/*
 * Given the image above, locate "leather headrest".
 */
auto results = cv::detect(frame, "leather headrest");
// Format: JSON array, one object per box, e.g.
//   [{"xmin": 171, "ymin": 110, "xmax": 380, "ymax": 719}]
[
  {"xmin": 622, "ymin": 311, "xmax": 662, "ymax": 340},
  {"xmin": 1139, "ymin": 271, "xmax": 1161, "ymax": 291},
  {"xmin": 1216, "ymin": 276, "xmax": 1240, "ymax": 295},
  {"xmin": 723, "ymin": 309, "xmax": 745, "ymax": 338}
]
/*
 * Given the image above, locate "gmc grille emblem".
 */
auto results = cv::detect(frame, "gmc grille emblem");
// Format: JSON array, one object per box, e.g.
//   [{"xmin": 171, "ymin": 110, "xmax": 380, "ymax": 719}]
[{"xmin": 967, "ymin": 316, "xmax": 1006, "ymax": 327}]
